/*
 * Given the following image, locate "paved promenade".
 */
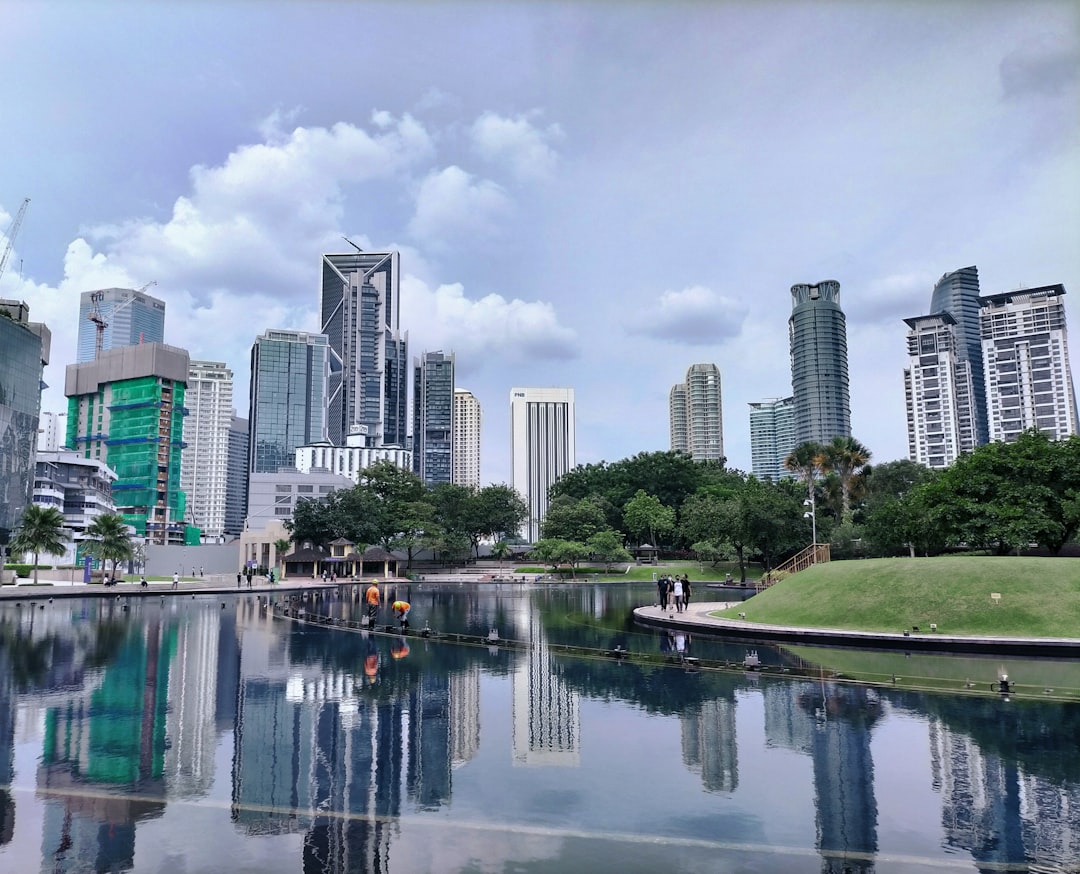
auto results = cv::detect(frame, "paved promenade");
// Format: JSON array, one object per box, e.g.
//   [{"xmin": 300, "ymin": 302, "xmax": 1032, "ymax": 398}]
[
  {"xmin": 634, "ymin": 601, "xmax": 1080, "ymax": 657},
  {"xmin": 0, "ymin": 573, "xmax": 346, "ymax": 602}
]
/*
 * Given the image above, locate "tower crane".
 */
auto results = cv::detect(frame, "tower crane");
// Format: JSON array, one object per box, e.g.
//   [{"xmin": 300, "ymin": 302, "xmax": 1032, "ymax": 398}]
[
  {"xmin": 0, "ymin": 198, "xmax": 30, "ymax": 285},
  {"xmin": 89, "ymin": 280, "xmax": 157, "ymax": 359}
]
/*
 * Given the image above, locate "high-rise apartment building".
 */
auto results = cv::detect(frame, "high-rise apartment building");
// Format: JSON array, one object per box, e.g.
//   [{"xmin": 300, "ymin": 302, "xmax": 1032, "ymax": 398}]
[
  {"xmin": 413, "ymin": 351, "xmax": 454, "ymax": 485},
  {"xmin": 248, "ymin": 330, "xmax": 330, "ymax": 473},
  {"xmin": 669, "ymin": 364, "xmax": 724, "ymax": 462},
  {"xmin": 903, "ymin": 313, "xmax": 979, "ymax": 468},
  {"xmin": 453, "ymin": 389, "xmax": 482, "ymax": 488},
  {"xmin": 37, "ymin": 411, "xmax": 65, "ymax": 452},
  {"xmin": 789, "ymin": 281, "xmax": 851, "ymax": 446},
  {"xmin": 929, "ymin": 266, "xmax": 988, "ymax": 446},
  {"xmin": 320, "ymin": 251, "xmax": 408, "ymax": 448},
  {"xmin": 980, "ymin": 285, "xmax": 1078, "ymax": 443},
  {"xmin": 32, "ymin": 450, "xmax": 117, "ymax": 565},
  {"xmin": 64, "ymin": 343, "xmax": 193, "ymax": 545},
  {"xmin": 225, "ymin": 416, "xmax": 249, "ymax": 537},
  {"xmin": 748, "ymin": 397, "xmax": 796, "ymax": 481},
  {"xmin": 510, "ymin": 387, "xmax": 576, "ymax": 542},
  {"xmin": 0, "ymin": 299, "xmax": 50, "ymax": 541},
  {"xmin": 181, "ymin": 361, "xmax": 234, "ymax": 541},
  {"xmin": 76, "ymin": 287, "xmax": 166, "ymax": 363}
]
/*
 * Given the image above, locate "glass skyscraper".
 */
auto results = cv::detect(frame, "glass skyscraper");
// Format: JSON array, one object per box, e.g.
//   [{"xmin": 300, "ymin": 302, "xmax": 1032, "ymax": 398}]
[
  {"xmin": 76, "ymin": 287, "xmax": 166, "ymax": 363},
  {"xmin": 413, "ymin": 351, "xmax": 455, "ymax": 485},
  {"xmin": 748, "ymin": 396, "xmax": 796, "ymax": 481},
  {"xmin": 247, "ymin": 330, "xmax": 330, "ymax": 474},
  {"xmin": 789, "ymin": 281, "xmax": 851, "ymax": 446},
  {"xmin": 320, "ymin": 251, "xmax": 408, "ymax": 448}
]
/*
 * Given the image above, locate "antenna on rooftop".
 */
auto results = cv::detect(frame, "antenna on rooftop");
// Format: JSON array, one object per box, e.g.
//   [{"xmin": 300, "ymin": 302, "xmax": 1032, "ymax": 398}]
[{"xmin": 342, "ymin": 236, "xmax": 364, "ymax": 253}]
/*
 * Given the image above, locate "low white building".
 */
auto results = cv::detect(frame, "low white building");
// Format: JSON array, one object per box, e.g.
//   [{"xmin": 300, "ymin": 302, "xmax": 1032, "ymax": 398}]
[
  {"xmin": 32, "ymin": 450, "xmax": 117, "ymax": 565},
  {"xmin": 294, "ymin": 426, "xmax": 412, "ymax": 483}
]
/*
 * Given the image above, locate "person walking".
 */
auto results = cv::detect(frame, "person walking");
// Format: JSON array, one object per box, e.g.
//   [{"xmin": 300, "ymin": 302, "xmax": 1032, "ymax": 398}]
[
  {"xmin": 140, "ymin": 575, "xmax": 148, "ymax": 588},
  {"xmin": 365, "ymin": 580, "xmax": 381, "ymax": 624},
  {"xmin": 172, "ymin": 572, "xmax": 179, "ymax": 590},
  {"xmin": 682, "ymin": 575, "xmax": 692, "ymax": 608},
  {"xmin": 657, "ymin": 575, "xmax": 669, "ymax": 610},
  {"xmin": 237, "ymin": 572, "xmax": 242, "ymax": 588},
  {"xmin": 670, "ymin": 576, "xmax": 684, "ymax": 613}
]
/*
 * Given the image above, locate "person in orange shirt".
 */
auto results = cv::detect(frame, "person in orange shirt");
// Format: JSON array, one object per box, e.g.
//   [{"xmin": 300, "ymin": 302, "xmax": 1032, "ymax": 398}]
[
  {"xmin": 392, "ymin": 600, "xmax": 410, "ymax": 630},
  {"xmin": 365, "ymin": 580, "xmax": 381, "ymax": 623}
]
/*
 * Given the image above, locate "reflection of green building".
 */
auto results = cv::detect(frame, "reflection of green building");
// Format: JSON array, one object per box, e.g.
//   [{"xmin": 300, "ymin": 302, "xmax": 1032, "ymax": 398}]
[{"xmin": 64, "ymin": 343, "xmax": 199, "ymax": 545}]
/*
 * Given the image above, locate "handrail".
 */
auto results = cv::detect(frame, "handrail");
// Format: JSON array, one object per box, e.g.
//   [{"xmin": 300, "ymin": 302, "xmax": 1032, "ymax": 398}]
[{"xmin": 758, "ymin": 543, "xmax": 831, "ymax": 590}]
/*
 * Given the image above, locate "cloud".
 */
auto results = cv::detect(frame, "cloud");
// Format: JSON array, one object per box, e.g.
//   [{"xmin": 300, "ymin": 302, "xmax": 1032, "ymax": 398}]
[
  {"xmin": 623, "ymin": 285, "xmax": 748, "ymax": 345},
  {"xmin": 470, "ymin": 111, "xmax": 563, "ymax": 180},
  {"xmin": 408, "ymin": 166, "xmax": 513, "ymax": 248},
  {"xmin": 845, "ymin": 270, "xmax": 938, "ymax": 324},
  {"xmin": 1000, "ymin": 41, "xmax": 1080, "ymax": 100},
  {"xmin": 400, "ymin": 275, "xmax": 578, "ymax": 370}
]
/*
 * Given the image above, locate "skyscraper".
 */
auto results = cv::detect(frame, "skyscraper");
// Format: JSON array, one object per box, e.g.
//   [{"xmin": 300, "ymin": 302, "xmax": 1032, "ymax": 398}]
[
  {"xmin": 980, "ymin": 285, "xmax": 1078, "ymax": 443},
  {"xmin": 248, "ymin": 330, "xmax": 330, "ymax": 473},
  {"xmin": 224, "ymin": 416, "xmax": 249, "ymax": 537},
  {"xmin": 510, "ymin": 387, "xmax": 576, "ymax": 542},
  {"xmin": 453, "ymin": 389, "xmax": 482, "ymax": 488},
  {"xmin": 320, "ymin": 251, "xmax": 408, "ymax": 448},
  {"xmin": 181, "ymin": 361, "xmax": 234, "ymax": 541},
  {"xmin": 748, "ymin": 397, "xmax": 796, "ymax": 481},
  {"xmin": 669, "ymin": 363, "xmax": 724, "ymax": 462},
  {"xmin": 76, "ymin": 287, "xmax": 166, "ymax": 363},
  {"xmin": 789, "ymin": 281, "xmax": 851, "ymax": 446},
  {"xmin": 413, "ymin": 351, "xmax": 454, "ymax": 485},
  {"xmin": 929, "ymin": 266, "xmax": 988, "ymax": 445}
]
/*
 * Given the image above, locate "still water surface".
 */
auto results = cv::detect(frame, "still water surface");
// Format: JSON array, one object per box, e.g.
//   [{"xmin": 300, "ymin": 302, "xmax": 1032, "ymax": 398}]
[{"xmin": 1, "ymin": 583, "xmax": 1078, "ymax": 873}]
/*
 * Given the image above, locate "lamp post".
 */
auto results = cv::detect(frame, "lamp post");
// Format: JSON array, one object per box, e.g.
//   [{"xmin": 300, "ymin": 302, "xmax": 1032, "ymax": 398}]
[{"xmin": 803, "ymin": 493, "xmax": 817, "ymax": 551}]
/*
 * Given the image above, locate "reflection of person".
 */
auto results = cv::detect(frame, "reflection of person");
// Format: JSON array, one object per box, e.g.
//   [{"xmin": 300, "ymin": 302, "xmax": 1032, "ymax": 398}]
[
  {"xmin": 364, "ymin": 651, "xmax": 379, "ymax": 684},
  {"xmin": 392, "ymin": 600, "xmax": 411, "ymax": 630},
  {"xmin": 391, "ymin": 638, "xmax": 410, "ymax": 660},
  {"xmin": 365, "ymin": 580, "xmax": 381, "ymax": 622}
]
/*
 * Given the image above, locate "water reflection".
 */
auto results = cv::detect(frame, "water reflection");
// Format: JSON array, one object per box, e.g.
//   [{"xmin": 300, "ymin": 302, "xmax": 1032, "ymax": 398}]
[{"xmin": 0, "ymin": 586, "xmax": 1078, "ymax": 873}]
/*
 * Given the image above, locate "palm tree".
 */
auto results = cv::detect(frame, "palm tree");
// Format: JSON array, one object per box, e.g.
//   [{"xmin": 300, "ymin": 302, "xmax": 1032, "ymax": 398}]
[
  {"xmin": 10, "ymin": 505, "xmax": 70, "ymax": 585},
  {"xmin": 85, "ymin": 513, "xmax": 134, "ymax": 582},
  {"xmin": 816, "ymin": 436, "xmax": 872, "ymax": 520},
  {"xmin": 274, "ymin": 537, "xmax": 292, "ymax": 580},
  {"xmin": 784, "ymin": 442, "xmax": 823, "ymax": 492}
]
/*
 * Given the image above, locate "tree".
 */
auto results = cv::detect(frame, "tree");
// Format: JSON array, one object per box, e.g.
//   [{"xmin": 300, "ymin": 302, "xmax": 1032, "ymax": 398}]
[
  {"xmin": 585, "ymin": 529, "xmax": 631, "ymax": 571},
  {"xmin": 274, "ymin": 537, "xmax": 292, "ymax": 578},
  {"xmin": 84, "ymin": 513, "xmax": 133, "ymax": 581},
  {"xmin": 784, "ymin": 442, "xmax": 822, "ymax": 493},
  {"xmin": 691, "ymin": 540, "xmax": 726, "ymax": 569},
  {"xmin": 622, "ymin": 490, "xmax": 675, "ymax": 548},
  {"xmin": 491, "ymin": 539, "xmax": 512, "ymax": 567},
  {"xmin": 541, "ymin": 496, "xmax": 608, "ymax": 542},
  {"xmin": 816, "ymin": 436, "xmax": 872, "ymax": 521},
  {"xmin": 529, "ymin": 539, "xmax": 565, "ymax": 573},
  {"xmin": 10, "ymin": 505, "xmax": 69, "ymax": 585},
  {"xmin": 472, "ymin": 484, "xmax": 528, "ymax": 550}
]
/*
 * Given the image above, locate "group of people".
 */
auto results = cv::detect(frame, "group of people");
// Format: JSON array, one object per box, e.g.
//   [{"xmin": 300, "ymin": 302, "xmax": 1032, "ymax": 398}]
[
  {"xmin": 656, "ymin": 573, "xmax": 692, "ymax": 613},
  {"xmin": 365, "ymin": 580, "xmax": 411, "ymax": 630}
]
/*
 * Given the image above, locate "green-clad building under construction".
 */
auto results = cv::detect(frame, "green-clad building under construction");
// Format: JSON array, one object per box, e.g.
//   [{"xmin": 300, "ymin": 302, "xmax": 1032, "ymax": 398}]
[{"xmin": 65, "ymin": 343, "xmax": 199, "ymax": 545}]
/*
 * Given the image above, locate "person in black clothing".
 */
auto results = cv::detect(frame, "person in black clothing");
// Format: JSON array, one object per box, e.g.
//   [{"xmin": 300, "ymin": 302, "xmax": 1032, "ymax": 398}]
[
  {"xmin": 657, "ymin": 575, "xmax": 670, "ymax": 610},
  {"xmin": 682, "ymin": 574, "xmax": 692, "ymax": 607}
]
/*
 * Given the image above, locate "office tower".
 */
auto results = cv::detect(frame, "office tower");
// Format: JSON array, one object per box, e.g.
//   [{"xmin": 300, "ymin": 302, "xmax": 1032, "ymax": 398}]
[
  {"xmin": 789, "ymin": 281, "xmax": 851, "ymax": 445},
  {"xmin": 33, "ymin": 450, "xmax": 117, "ymax": 565},
  {"xmin": 248, "ymin": 330, "xmax": 330, "ymax": 473},
  {"xmin": 510, "ymin": 387, "xmax": 576, "ymax": 542},
  {"xmin": 37, "ymin": 410, "xmax": 65, "ymax": 451},
  {"xmin": 980, "ymin": 285, "xmax": 1078, "ymax": 442},
  {"xmin": 224, "ymin": 416, "xmax": 249, "ymax": 537},
  {"xmin": 903, "ymin": 314, "xmax": 980, "ymax": 468},
  {"xmin": 929, "ymin": 266, "xmax": 988, "ymax": 445},
  {"xmin": 669, "ymin": 363, "xmax": 724, "ymax": 461},
  {"xmin": 65, "ymin": 343, "xmax": 192, "ymax": 545},
  {"xmin": 76, "ymin": 286, "xmax": 166, "ymax": 363},
  {"xmin": 294, "ymin": 427, "xmax": 412, "ymax": 482},
  {"xmin": 0, "ymin": 299, "xmax": 50, "ymax": 541},
  {"xmin": 320, "ymin": 251, "xmax": 408, "ymax": 447},
  {"xmin": 181, "ymin": 361, "xmax": 234, "ymax": 541},
  {"xmin": 413, "ymin": 351, "xmax": 454, "ymax": 485},
  {"xmin": 453, "ymin": 390, "xmax": 482, "ymax": 488},
  {"xmin": 749, "ymin": 397, "xmax": 796, "ymax": 481}
]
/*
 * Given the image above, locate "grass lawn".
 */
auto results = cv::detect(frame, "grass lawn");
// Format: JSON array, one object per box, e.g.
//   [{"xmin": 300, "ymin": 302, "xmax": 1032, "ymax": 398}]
[
  {"xmin": 514, "ymin": 560, "xmax": 743, "ymax": 583},
  {"xmin": 715, "ymin": 556, "xmax": 1080, "ymax": 638}
]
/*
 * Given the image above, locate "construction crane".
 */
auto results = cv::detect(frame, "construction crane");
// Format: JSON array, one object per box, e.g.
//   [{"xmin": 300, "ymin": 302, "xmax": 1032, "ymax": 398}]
[
  {"xmin": 0, "ymin": 197, "xmax": 30, "ymax": 285},
  {"xmin": 89, "ymin": 280, "xmax": 157, "ymax": 359}
]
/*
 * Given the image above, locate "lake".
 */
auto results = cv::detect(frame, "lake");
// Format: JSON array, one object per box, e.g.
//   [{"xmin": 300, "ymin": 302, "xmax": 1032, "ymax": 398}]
[{"xmin": 1, "ymin": 582, "xmax": 1078, "ymax": 873}]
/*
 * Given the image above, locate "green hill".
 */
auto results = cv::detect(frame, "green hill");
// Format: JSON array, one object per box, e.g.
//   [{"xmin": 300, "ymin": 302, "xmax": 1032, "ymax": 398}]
[{"xmin": 715, "ymin": 556, "xmax": 1080, "ymax": 638}]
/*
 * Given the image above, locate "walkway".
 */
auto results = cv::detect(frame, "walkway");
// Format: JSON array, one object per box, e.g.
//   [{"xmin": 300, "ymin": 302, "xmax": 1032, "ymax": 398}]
[
  {"xmin": 633, "ymin": 601, "xmax": 1080, "ymax": 657},
  {"xmin": 0, "ymin": 574, "xmax": 346, "ymax": 602}
]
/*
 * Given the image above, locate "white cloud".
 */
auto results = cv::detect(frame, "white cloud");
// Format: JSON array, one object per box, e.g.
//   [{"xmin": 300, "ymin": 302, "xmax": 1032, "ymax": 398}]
[
  {"xmin": 623, "ymin": 285, "xmax": 748, "ymax": 345},
  {"xmin": 470, "ymin": 111, "xmax": 563, "ymax": 180},
  {"xmin": 400, "ymin": 275, "xmax": 578, "ymax": 369},
  {"xmin": 408, "ymin": 166, "xmax": 513, "ymax": 248}
]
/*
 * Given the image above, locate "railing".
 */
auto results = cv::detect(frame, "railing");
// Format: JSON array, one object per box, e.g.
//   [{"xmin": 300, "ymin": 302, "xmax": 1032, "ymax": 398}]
[{"xmin": 758, "ymin": 543, "xmax": 831, "ymax": 590}]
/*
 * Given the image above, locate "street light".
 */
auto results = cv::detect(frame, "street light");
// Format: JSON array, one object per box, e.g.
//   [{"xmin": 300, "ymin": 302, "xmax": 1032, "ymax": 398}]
[{"xmin": 803, "ymin": 496, "xmax": 817, "ymax": 549}]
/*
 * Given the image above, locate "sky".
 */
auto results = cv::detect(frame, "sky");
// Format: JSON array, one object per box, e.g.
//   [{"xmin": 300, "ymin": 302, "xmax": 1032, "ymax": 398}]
[{"xmin": 2, "ymin": 1, "xmax": 1078, "ymax": 484}]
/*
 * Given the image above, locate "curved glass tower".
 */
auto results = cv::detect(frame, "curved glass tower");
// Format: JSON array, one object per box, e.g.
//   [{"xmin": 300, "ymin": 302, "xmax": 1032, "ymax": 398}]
[
  {"xmin": 789, "ymin": 281, "xmax": 850, "ymax": 445},
  {"xmin": 928, "ymin": 266, "xmax": 988, "ymax": 445}
]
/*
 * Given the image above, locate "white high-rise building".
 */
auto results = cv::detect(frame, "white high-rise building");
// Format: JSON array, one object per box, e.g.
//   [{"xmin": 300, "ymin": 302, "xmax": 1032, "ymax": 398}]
[
  {"xmin": 181, "ymin": 361, "xmax": 234, "ymax": 541},
  {"xmin": 748, "ymin": 397, "xmax": 796, "ymax": 481},
  {"xmin": 669, "ymin": 363, "xmax": 724, "ymax": 462},
  {"xmin": 37, "ymin": 411, "xmax": 65, "ymax": 451},
  {"xmin": 453, "ymin": 389, "xmax": 481, "ymax": 488},
  {"xmin": 981, "ymin": 285, "xmax": 1078, "ymax": 443},
  {"xmin": 510, "ymin": 387, "xmax": 575, "ymax": 542}
]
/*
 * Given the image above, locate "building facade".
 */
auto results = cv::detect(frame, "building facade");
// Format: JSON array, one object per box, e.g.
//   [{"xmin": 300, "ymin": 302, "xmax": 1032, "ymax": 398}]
[
  {"xmin": 980, "ymin": 285, "xmax": 1078, "ymax": 443},
  {"xmin": 320, "ymin": 251, "xmax": 408, "ymax": 448},
  {"xmin": 248, "ymin": 330, "xmax": 330, "ymax": 474},
  {"xmin": 64, "ymin": 343, "xmax": 192, "ymax": 545},
  {"xmin": 748, "ymin": 397, "xmax": 796, "ymax": 481},
  {"xmin": 244, "ymin": 468, "xmax": 355, "ymax": 533},
  {"xmin": 32, "ymin": 450, "xmax": 117, "ymax": 565},
  {"xmin": 76, "ymin": 287, "xmax": 166, "ymax": 363},
  {"xmin": 669, "ymin": 363, "xmax": 724, "ymax": 462},
  {"xmin": 181, "ymin": 361, "xmax": 234, "ymax": 541},
  {"xmin": 224, "ymin": 416, "xmax": 249, "ymax": 537},
  {"xmin": 453, "ymin": 389, "xmax": 482, "ymax": 488},
  {"xmin": 929, "ymin": 266, "xmax": 988, "ymax": 446},
  {"xmin": 37, "ymin": 411, "xmax": 65, "ymax": 452},
  {"xmin": 789, "ymin": 281, "xmax": 851, "ymax": 446},
  {"xmin": 413, "ymin": 351, "xmax": 454, "ymax": 485},
  {"xmin": 294, "ymin": 427, "xmax": 412, "ymax": 484},
  {"xmin": 510, "ymin": 387, "xmax": 576, "ymax": 542},
  {"xmin": 0, "ymin": 300, "xmax": 51, "ymax": 542}
]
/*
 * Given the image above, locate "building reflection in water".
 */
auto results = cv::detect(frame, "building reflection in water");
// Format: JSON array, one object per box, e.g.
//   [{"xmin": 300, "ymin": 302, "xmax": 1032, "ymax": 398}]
[{"xmin": 681, "ymin": 695, "xmax": 738, "ymax": 793}]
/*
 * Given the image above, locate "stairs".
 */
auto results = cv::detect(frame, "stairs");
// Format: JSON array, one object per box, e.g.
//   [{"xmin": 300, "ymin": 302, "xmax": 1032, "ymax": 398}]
[{"xmin": 757, "ymin": 543, "xmax": 831, "ymax": 590}]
